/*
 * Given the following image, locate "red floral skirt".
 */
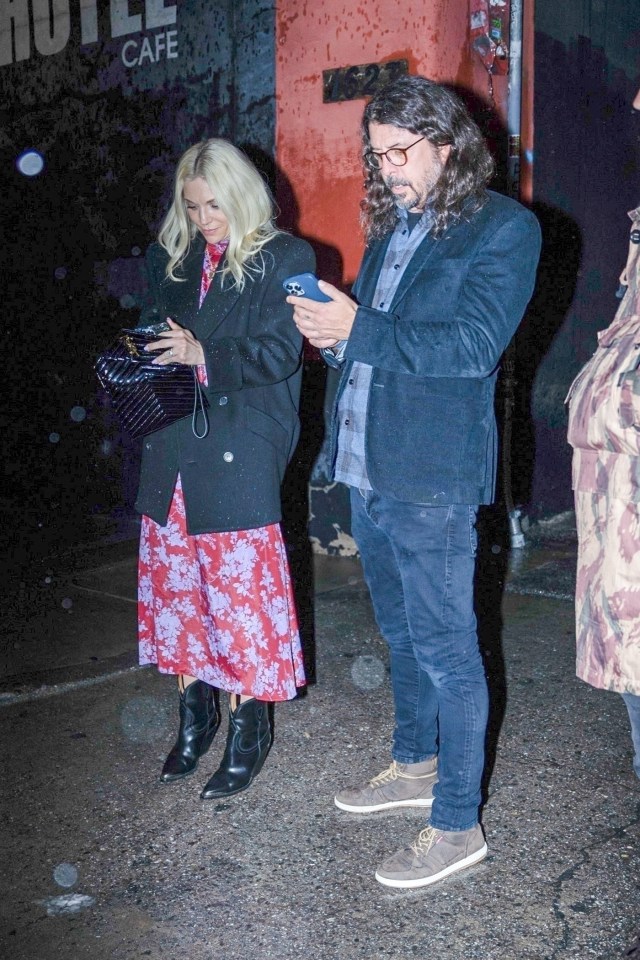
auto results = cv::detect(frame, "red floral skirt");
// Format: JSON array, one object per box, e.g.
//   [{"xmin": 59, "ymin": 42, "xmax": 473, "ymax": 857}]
[{"xmin": 138, "ymin": 477, "xmax": 305, "ymax": 701}]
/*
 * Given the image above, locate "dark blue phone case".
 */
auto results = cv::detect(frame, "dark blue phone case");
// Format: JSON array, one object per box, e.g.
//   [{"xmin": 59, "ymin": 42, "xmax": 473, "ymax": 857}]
[{"xmin": 282, "ymin": 272, "xmax": 331, "ymax": 302}]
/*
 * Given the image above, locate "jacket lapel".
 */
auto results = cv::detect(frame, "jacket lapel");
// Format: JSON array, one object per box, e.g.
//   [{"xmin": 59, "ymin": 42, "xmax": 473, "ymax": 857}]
[
  {"xmin": 178, "ymin": 241, "xmax": 205, "ymax": 317},
  {"xmin": 353, "ymin": 237, "xmax": 390, "ymax": 306},
  {"xmin": 390, "ymin": 231, "xmax": 441, "ymax": 311},
  {"xmin": 354, "ymin": 229, "xmax": 441, "ymax": 310},
  {"xmin": 195, "ymin": 266, "xmax": 242, "ymax": 340},
  {"xmin": 174, "ymin": 239, "xmax": 242, "ymax": 340}
]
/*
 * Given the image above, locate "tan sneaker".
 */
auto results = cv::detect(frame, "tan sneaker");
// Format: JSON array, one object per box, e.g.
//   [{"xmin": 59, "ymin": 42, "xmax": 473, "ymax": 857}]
[
  {"xmin": 375, "ymin": 823, "xmax": 487, "ymax": 888},
  {"xmin": 334, "ymin": 759, "xmax": 437, "ymax": 813}
]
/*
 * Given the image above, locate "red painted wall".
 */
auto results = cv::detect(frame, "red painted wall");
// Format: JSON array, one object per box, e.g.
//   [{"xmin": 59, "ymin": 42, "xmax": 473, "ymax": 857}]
[{"xmin": 275, "ymin": 0, "xmax": 518, "ymax": 286}]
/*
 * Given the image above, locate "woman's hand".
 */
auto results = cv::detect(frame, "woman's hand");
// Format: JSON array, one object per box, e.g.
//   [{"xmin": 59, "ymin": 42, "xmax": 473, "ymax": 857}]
[
  {"xmin": 287, "ymin": 280, "xmax": 357, "ymax": 349},
  {"xmin": 146, "ymin": 317, "xmax": 205, "ymax": 366}
]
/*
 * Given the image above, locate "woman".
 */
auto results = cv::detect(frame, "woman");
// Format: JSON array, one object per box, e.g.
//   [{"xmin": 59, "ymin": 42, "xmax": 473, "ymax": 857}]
[
  {"xmin": 566, "ymin": 188, "xmax": 640, "ymax": 783},
  {"xmin": 135, "ymin": 138, "xmax": 315, "ymax": 799}
]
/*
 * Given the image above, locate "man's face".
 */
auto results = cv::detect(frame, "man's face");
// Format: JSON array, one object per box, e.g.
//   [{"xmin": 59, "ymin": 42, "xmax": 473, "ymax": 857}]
[{"xmin": 368, "ymin": 122, "xmax": 451, "ymax": 213}]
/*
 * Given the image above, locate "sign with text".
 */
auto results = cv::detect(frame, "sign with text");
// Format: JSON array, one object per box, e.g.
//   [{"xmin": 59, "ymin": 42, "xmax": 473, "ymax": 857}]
[
  {"xmin": 0, "ymin": 0, "xmax": 178, "ymax": 69},
  {"xmin": 323, "ymin": 59, "xmax": 408, "ymax": 103}
]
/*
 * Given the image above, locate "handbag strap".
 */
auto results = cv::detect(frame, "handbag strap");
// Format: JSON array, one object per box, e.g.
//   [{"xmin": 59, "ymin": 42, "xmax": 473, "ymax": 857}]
[{"xmin": 191, "ymin": 370, "xmax": 209, "ymax": 439}]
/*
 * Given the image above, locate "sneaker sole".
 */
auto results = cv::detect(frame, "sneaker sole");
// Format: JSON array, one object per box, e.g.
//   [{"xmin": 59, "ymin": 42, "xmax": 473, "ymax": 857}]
[
  {"xmin": 374, "ymin": 843, "xmax": 488, "ymax": 888},
  {"xmin": 334, "ymin": 796, "xmax": 434, "ymax": 813}
]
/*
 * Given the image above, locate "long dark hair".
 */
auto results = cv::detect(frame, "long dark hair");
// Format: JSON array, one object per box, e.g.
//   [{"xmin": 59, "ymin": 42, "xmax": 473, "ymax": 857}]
[{"xmin": 361, "ymin": 76, "xmax": 495, "ymax": 241}]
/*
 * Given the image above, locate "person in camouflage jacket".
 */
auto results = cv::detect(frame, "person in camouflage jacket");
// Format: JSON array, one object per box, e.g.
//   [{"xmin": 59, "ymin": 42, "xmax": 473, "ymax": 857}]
[{"xmin": 567, "ymin": 179, "xmax": 640, "ymax": 782}]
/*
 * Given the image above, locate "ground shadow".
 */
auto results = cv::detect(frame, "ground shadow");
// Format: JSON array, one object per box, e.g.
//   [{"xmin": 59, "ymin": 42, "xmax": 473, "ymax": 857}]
[
  {"xmin": 243, "ymin": 145, "xmax": 344, "ymax": 687},
  {"xmin": 474, "ymin": 505, "xmax": 510, "ymax": 807}
]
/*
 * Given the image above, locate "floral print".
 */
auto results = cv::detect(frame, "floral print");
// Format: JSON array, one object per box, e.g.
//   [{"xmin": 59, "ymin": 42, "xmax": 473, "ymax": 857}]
[
  {"xmin": 138, "ymin": 477, "xmax": 305, "ymax": 700},
  {"xmin": 137, "ymin": 240, "xmax": 305, "ymax": 701}
]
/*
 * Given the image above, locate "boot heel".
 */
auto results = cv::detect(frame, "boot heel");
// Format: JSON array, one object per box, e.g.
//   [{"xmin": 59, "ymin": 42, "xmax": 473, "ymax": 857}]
[{"xmin": 161, "ymin": 680, "xmax": 220, "ymax": 783}]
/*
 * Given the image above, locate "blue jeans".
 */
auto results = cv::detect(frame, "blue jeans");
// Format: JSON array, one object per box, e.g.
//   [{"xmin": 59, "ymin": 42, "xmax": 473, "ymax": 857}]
[
  {"xmin": 350, "ymin": 488, "xmax": 488, "ymax": 831},
  {"xmin": 622, "ymin": 693, "xmax": 640, "ymax": 780}
]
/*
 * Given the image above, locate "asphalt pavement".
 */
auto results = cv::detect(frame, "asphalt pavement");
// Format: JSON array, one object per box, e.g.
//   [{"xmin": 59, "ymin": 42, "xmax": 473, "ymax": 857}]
[{"xmin": 1, "ymin": 510, "xmax": 639, "ymax": 960}]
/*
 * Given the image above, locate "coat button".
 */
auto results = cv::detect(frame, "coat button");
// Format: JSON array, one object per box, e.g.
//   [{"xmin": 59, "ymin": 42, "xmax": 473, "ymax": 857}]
[
  {"xmin": 223, "ymin": 452, "xmax": 234, "ymax": 462},
  {"xmin": 218, "ymin": 396, "xmax": 228, "ymax": 405}
]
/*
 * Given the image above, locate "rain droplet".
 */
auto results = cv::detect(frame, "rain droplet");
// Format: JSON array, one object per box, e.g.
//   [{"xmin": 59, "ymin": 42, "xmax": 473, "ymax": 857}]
[
  {"xmin": 131, "ymin": 246, "xmax": 141, "ymax": 256},
  {"xmin": 100, "ymin": 439, "xmax": 113, "ymax": 456},
  {"xmin": 70, "ymin": 406, "xmax": 86, "ymax": 423},
  {"xmin": 49, "ymin": 432, "xmax": 61, "ymax": 444},
  {"xmin": 491, "ymin": 544, "xmax": 502, "ymax": 555},
  {"xmin": 351, "ymin": 654, "xmax": 385, "ymax": 691},
  {"xmin": 119, "ymin": 294, "xmax": 136, "ymax": 309},
  {"xmin": 61, "ymin": 597, "xmax": 73, "ymax": 610},
  {"xmin": 17, "ymin": 149, "xmax": 44, "ymax": 176},
  {"xmin": 53, "ymin": 862, "xmax": 78, "ymax": 888},
  {"xmin": 54, "ymin": 267, "xmax": 67, "ymax": 280}
]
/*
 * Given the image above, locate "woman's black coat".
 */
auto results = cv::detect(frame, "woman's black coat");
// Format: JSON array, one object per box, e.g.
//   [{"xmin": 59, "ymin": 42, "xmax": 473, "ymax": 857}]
[{"xmin": 134, "ymin": 232, "xmax": 316, "ymax": 534}]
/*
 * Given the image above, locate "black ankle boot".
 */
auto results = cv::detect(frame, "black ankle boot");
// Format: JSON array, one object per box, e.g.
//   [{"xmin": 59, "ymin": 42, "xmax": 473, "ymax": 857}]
[
  {"xmin": 161, "ymin": 680, "xmax": 220, "ymax": 783},
  {"xmin": 200, "ymin": 698, "xmax": 272, "ymax": 799}
]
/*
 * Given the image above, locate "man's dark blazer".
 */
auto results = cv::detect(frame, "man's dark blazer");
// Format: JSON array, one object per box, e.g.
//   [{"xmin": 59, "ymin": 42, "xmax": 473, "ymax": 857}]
[
  {"xmin": 326, "ymin": 191, "xmax": 542, "ymax": 505},
  {"xmin": 135, "ymin": 232, "xmax": 315, "ymax": 534}
]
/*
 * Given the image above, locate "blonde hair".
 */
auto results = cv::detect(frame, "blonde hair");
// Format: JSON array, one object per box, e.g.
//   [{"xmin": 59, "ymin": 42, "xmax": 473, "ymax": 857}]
[{"xmin": 158, "ymin": 139, "xmax": 280, "ymax": 290}]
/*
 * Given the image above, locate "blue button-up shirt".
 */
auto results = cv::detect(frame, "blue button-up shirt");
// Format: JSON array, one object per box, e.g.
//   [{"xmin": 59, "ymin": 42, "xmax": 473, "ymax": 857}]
[{"xmin": 334, "ymin": 208, "xmax": 433, "ymax": 489}]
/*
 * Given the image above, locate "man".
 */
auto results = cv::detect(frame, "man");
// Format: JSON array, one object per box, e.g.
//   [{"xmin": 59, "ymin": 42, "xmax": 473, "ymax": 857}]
[{"xmin": 289, "ymin": 75, "xmax": 541, "ymax": 888}]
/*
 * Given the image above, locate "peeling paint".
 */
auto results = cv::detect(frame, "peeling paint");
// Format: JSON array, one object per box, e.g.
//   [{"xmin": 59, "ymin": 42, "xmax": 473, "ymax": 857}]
[
  {"xmin": 328, "ymin": 524, "xmax": 358, "ymax": 557},
  {"xmin": 276, "ymin": 0, "xmax": 506, "ymax": 287}
]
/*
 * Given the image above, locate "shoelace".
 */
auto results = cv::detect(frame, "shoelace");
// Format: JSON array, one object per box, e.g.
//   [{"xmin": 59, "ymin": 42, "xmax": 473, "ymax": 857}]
[
  {"xmin": 369, "ymin": 760, "xmax": 432, "ymax": 786},
  {"xmin": 411, "ymin": 826, "xmax": 441, "ymax": 856},
  {"xmin": 369, "ymin": 762, "xmax": 400, "ymax": 786}
]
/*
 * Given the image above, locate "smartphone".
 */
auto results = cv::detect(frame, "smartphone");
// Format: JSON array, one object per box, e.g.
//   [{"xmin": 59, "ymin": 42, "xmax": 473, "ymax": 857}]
[{"xmin": 282, "ymin": 272, "xmax": 331, "ymax": 302}]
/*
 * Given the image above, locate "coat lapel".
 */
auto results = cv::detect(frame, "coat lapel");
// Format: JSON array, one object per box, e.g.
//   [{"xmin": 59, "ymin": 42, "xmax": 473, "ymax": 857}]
[
  {"xmin": 195, "ymin": 266, "xmax": 242, "ymax": 340},
  {"xmin": 179, "ymin": 241, "xmax": 206, "ymax": 315},
  {"xmin": 173, "ymin": 239, "xmax": 242, "ymax": 340}
]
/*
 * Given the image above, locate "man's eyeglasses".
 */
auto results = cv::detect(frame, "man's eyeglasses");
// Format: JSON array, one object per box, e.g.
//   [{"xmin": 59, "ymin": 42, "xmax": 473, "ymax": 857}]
[{"xmin": 364, "ymin": 136, "xmax": 426, "ymax": 169}]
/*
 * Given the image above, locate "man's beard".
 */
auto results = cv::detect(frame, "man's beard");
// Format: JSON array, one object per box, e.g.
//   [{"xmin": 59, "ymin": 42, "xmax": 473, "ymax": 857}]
[{"xmin": 384, "ymin": 163, "xmax": 442, "ymax": 212}]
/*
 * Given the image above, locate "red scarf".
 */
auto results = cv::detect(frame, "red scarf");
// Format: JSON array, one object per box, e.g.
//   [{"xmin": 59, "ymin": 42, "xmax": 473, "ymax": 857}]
[
  {"xmin": 197, "ymin": 240, "xmax": 229, "ymax": 385},
  {"xmin": 199, "ymin": 240, "xmax": 229, "ymax": 308}
]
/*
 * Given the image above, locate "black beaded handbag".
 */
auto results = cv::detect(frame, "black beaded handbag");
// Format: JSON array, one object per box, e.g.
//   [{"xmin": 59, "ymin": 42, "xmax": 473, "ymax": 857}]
[{"xmin": 95, "ymin": 323, "xmax": 209, "ymax": 439}]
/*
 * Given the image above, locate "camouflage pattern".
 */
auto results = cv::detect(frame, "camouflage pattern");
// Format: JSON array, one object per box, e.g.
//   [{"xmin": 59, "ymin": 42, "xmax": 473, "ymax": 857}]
[{"xmin": 567, "ymin": 206, "xmax": 640, "ymax": 695}]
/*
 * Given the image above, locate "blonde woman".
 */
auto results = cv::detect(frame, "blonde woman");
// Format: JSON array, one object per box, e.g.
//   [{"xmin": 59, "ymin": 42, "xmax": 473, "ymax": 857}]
[{"xmin": 135, "ymin": 139, "xmax": 314, "ymax": 798}]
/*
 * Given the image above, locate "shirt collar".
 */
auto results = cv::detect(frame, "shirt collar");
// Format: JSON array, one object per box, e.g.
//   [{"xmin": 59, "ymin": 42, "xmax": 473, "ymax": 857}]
[{"xmin": 396, "ymin": 204, "xmax": 434, "ymax": 232}]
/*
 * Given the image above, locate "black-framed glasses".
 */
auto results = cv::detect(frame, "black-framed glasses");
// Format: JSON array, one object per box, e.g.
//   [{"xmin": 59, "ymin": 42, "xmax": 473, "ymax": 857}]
[{"xmin": 364, "ymin": 136, "xmax": 426, "ymax": 169}]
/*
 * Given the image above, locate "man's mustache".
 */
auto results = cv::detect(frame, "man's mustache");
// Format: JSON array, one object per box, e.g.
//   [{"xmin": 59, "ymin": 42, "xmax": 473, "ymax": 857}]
[{"xmin": 384, "ymin": 176, "xmax": 411, "ymax": 189}]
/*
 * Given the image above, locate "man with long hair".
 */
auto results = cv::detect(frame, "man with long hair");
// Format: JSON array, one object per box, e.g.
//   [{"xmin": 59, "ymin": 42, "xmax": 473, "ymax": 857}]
[{"xmin": 289, "ymin": 76, "xmax": 541, "ymax": 888}]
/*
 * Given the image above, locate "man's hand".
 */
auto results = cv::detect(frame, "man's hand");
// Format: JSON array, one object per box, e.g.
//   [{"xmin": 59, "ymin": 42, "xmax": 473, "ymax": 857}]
[{"xmin": 287, "ymin": 280, "xmax": 357, "ymax": 349}]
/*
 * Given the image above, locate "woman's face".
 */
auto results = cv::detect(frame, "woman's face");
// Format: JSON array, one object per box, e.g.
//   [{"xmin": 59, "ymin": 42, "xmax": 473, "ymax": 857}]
[{"xmin": 183, "ymin": 176, "xmax": 230, "ymax": 244}]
